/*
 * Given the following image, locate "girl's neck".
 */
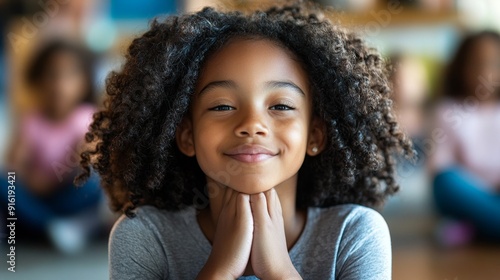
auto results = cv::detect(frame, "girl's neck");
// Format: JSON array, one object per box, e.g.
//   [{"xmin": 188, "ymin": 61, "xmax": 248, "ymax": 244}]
[{"xmin": 197, "ymin": 174, "xmax": 307, "ymax": 250}]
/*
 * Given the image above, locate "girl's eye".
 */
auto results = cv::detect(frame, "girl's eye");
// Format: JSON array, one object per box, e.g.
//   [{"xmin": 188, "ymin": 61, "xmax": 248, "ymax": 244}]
[
  {"xmin": 208, "ymin": 105, "xmax": 234, "ymax": 111},
  {"xmin": 269, "ymin": 104, "xmax": 295, "ymax": 110}
]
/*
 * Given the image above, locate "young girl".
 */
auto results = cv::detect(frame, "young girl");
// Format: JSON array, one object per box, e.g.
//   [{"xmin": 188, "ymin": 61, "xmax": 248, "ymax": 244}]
[
  {"xmin": 431, "ymin": 30, "xmax": 500, "ymax": 245},
  {"xmin": 2, "ymin": 39, "xmax": 102, "ymax": 253},
  {"xmin": 77, "ymin": 2, "xmax": 412, "ymax": 279}
]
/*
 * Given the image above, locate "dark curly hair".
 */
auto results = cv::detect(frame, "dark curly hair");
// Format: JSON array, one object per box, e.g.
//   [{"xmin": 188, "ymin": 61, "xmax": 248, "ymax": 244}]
[{"xmin": 75, "ymin": 1, "xmax": 413, "ymax": 217}]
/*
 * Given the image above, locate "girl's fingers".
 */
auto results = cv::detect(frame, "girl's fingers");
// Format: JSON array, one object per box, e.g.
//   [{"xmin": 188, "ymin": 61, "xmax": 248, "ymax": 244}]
[
  {"xmin": 264, "ymin": 189, "xmax": 274, "ymax": 216},
  {"xmin": 264, "ymin": 188, "xmax": 282, "ymax": 219},
  {"xmin": 228, "ymin": 188, "xmax": 238, "ymax": 217},
  {"xmin": 271, "ymin": 188, "xmax": 283, "ymax": 219},
  {"xmin": 236, "ymin": 193, "xmax": 251, "ymax": 219},
  {"xmin": 222, "ymin": 186, "xmax": 233, "ymax": 207},
  {"xmin": 250, "ymin": 192, "xmax": 269, "ymax": 222}
]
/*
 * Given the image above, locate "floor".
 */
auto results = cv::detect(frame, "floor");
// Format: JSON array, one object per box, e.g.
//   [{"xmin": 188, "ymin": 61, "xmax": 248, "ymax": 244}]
[
  {"xmin": 393, "ymin": 242, "xmax": 500, "ymax": 280},
  {"xmin": 0, "ymin": 241, "xmax": 108, "ymax": 280},
  {"xmin": 388, "ymin": 211, "xmax": 500, "ymax": 280},
  {"xmin": 385, "ymin": 164, "xmax": 500, "ymax": 280}
]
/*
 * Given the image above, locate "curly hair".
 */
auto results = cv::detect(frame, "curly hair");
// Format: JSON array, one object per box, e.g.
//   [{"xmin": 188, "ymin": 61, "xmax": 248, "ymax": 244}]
[{"xmin": 76, "ymin": 1, "xmax": 413, "ymax": 217}]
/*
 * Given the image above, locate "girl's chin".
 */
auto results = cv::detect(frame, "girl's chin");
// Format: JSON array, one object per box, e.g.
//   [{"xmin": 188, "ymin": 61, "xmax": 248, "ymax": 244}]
[
  {"xmin": 226, "ymin": 184, "xmax": 274, "ymax": 195},
  {"xmin": 204, "ymin": 173, "xmax": 286, "ymax": 194}
]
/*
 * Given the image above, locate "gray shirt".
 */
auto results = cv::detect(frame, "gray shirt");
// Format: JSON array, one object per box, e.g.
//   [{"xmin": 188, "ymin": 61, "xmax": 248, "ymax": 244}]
[{"xmin": 109, "ymin": 204, "xmax": 391, "ymax": 280}]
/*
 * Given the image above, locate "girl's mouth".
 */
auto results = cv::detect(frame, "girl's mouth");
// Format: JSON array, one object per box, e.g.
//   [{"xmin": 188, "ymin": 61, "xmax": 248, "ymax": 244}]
[{"xmin": 224, "ymin": 144, "xmax": 278, "ymax": 163}]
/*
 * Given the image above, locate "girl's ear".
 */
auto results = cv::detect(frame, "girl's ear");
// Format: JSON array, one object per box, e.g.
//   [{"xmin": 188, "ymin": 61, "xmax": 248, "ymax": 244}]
[
  {"xmin": 306, "ymin": 116, "xmax": 327, "ymax": 156},
  {"xmin": 176, "ymin": 117, "xmax": 196, "ymax": 157}
]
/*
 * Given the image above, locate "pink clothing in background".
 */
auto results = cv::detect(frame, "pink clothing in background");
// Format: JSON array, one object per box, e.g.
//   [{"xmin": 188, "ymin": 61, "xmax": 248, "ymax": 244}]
[
  {"xmin": 22, "ymin": 104, "xmax": 96, "ymax": 183},
  {"xmin": 431, "ymin": 100, "xmax": 500, "ymax": 190}
]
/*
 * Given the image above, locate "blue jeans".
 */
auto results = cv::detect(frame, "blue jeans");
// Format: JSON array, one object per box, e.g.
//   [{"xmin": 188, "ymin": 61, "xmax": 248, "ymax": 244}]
[
  {"xmin": 433, "ymin": 167, "xmax": 500, "ymax": 240},
  {"xmin": 1, "ymin": 170, "xmax": 103, "ymax": 231}
]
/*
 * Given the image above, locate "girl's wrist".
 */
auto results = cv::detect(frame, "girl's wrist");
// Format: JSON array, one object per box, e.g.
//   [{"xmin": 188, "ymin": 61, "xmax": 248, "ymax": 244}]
[
  {"xmin": 260, "ymin": 264, "xmax": 302, "ymax": 280},
  {"xmin": 196, "ymin": 266, "xmax": 234, "ymax": 280},
  {"xmin": 197, "ymin": 256, "xmax": 236, "ymax": 280},
  {"xmin": 271, "ymin": 271, "xmax": 302, "ymax": 280},
  {"xmin": 261, "ymin": 273, "xmax": 302, "ymax": 280}
]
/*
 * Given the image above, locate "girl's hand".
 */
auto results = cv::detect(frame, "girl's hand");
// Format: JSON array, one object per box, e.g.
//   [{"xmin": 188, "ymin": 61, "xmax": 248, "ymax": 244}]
[
  {"xmin": 197, "ymin": 187, "xmax": 253, "ymax": 280},
  {"xmin": 250, "ymin": 189, "xmax": 302, "ymax": 280}
]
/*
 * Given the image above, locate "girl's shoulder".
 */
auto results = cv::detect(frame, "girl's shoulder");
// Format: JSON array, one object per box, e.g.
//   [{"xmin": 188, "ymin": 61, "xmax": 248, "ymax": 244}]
[
  {"xmin": 305, "ymin": 204, "xmax": 389, "ymax": 238},
  {"xmin": 111, "ymin": 205, "xmax": 196, "ymax": 235},
  {"xmin": 108, "ymin": 206, "xmax": 205, "ymax": 279},
  {"xmin": 288, "ymin": 203, "xmax": 390, "ymax": 278},
  {"xmin": 310, "ymin": 203, "xmax": 386, "ymax": 224}
]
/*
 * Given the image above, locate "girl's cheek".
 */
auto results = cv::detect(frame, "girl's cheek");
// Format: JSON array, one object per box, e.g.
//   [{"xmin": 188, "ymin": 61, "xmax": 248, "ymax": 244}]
[{"xmin": 277, "ymin": 120, "xmax": 308, "ymax": 148}]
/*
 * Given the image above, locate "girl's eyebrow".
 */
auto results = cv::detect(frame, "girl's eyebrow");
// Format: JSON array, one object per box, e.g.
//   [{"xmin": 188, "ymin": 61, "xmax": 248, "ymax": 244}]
[
  {"xmin": 198, "ymin": 80, "xmax": 237, "ymax": 96},
  {"xmin": 198, "ymin": 79, "xmax": 305, "ymax": 97},
  {"xmin": 265, "ymin": 80, "xmax": 305, "ymax": 96}
]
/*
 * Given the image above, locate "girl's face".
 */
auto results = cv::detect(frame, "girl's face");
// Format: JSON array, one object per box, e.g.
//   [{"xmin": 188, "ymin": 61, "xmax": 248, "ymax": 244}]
[
  {"xmin": 463, "ymin": 37, "xmax": 500, "ymax": 97},
  {"xmin": 38, "ymin": 51, "xmax": 88, "ymax": 116},
  {"xmin": 177, "ymin": 38, "xmax": 325, "ymax": 194}
]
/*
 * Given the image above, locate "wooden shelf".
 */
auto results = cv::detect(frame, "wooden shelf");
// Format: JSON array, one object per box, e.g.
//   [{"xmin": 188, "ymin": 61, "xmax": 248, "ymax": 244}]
[
  {"xmin": 327, "ymin": 9, "xmax": 464, "ymax": 28},
  {"xmin": 215, "ymin": 1, "xmax": 465, "ymax": 28}
]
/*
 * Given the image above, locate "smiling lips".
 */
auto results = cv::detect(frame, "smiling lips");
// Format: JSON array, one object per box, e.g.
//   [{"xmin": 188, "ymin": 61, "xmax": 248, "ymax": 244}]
[{"xmin": 224, "ymin": 144, "xmax": 278, "ymax": 163}]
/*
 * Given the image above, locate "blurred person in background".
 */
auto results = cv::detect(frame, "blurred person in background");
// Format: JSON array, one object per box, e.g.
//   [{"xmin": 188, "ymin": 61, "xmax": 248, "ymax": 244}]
[
  {"xmin": 430, "ymin": 30, "xmax": 500, "ymax": 246},
  {"xmin": 389, "ymin": 54, "xmax": 430, "ymax": 193},
  {"xmin": 390, "ymin": 54, "xmax": 429, "ymax": 141},
  {"xmin": 1, "ymin": 39, "xmax": 103, "ymax": 254}
]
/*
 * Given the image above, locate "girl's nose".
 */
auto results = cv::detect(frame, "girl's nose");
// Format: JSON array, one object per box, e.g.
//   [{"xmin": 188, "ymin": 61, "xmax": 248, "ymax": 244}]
[{"xmin": 234, "ymin": 108, "xmax": 269, "ymax": 137}]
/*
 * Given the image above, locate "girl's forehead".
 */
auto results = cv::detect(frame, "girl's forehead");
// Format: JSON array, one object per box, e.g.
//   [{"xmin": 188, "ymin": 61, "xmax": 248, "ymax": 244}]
[
  {"xmin": 195, "ymin": 37, "xmax": 310, "ymax": 93},
  {"xmin": 210, "ymin": 36, "xmax": 300, "ymax": 64}
]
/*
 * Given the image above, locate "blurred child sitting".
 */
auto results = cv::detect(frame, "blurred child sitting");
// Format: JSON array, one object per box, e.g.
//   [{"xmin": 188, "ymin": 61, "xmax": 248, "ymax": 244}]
[
  {"xmin": 431, "ymin": 31, "xmax": 500, "ymax": 246},
  {"xmin": 2, "ymin": 39, "xmax": 103, "ymax": 253}
]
